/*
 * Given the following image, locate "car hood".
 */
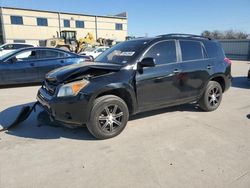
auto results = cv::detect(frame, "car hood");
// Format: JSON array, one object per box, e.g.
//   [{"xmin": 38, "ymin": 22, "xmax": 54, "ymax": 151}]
[{"xmin": 45, "ymin": 61, "xmax": 123, "ymax": 83}]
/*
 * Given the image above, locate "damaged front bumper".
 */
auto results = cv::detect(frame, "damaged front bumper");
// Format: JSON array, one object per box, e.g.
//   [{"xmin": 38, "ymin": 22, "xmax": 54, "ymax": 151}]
[{"xmin": 37, "ymin": 87, "xmax": 91, "ymax": 127}]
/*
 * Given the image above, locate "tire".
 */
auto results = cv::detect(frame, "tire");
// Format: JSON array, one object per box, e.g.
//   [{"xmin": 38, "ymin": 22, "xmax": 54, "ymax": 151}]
[
  {"xmin": 86, "ymin": 95, "xmax": 129, "ymax": 139},
  {"xmin": 198, "ymin": 81, "xmax": 223, "ymax": 112}
]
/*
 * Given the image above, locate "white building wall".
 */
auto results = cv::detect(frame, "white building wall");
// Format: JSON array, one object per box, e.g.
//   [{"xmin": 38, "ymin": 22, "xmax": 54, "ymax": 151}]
[{"xmin": 0, "ymin": 7, "xmax": 128, "ymax": 45}]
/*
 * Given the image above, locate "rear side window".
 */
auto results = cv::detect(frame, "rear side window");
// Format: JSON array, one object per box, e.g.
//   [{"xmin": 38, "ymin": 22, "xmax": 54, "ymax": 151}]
[
  {"xmin": 203, "ymin": 41, "xmax": 225, "ymax": 59},
  {"xmin": 180, "ymin": 40, "xmax": 203, "ymax": 61},
  {"xmin": 37, "ymin": 50, "xmax": 66, "ymax": 59},
  {"xmin": 144, "ymin": 40, "xmax": 177, "ymax": 65}
]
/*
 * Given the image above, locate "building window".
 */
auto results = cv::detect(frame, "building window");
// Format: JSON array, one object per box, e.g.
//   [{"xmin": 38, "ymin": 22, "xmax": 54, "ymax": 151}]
[
  {"xmin": 39, "ymin": 40, "xmax": 46, "ymax": 47},
  {"xmin": 115, "ymin": 23, "xmax": 123, "ymax": 30},
  {"xmin": 64, "ymin": 19, "xmax": 70, "ymax": 28},
  {"xmin": 37, "ymin": 18, "xmax": 48, "ymax": 26},
  {"xmin": 75, "ymin": 20, "xmax": 85, "ymax": 28},
  {"xmin": 13, "ymin": 40, "xmax": 26, "ymax": 43},
  {"xmin": 10, "ymin": 16, "xmax": 23, "ymax": 25},
  {"xmin": 63, "ymin": 20, "xmax": 70, "ymax": 27}
]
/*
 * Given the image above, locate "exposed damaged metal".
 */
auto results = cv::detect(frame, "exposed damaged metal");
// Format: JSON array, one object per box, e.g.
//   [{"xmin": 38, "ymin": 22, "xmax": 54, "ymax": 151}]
[
  {"xmin": 0, "ymin": 102, "xmax": 38, "ymax": 132},
  {"xmin": 45, "ymin": 62, "xmax": 122, "ymax": 83}
]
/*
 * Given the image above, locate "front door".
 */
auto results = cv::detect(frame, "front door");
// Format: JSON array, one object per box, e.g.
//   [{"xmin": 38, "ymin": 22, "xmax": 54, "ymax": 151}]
[
  {"xmin": 1, "ymin": 49, "xmax": 39, "ymax": 85},
  {"xmin": 136, "ymin": 40, "xmax": 182, "ymax": 111}
]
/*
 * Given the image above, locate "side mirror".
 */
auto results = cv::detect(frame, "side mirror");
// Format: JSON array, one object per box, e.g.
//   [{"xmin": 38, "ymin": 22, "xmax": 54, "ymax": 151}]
[
  {"xmin": 138, "ymin": 57, "xmax": 155, "ymax": 68},
  {"xmin": 0, "ymin": 48, "xmax": 3, "ymax": 51},
  {"xmin": 7, "ymin": 57, "xmax": 18, "ymax": 64}
]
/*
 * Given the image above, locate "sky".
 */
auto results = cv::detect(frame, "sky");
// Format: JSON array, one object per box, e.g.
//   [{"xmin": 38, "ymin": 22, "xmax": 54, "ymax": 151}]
[{"xmin": 1, "ymin": 0, "xmax": 250, "ymax": 37}]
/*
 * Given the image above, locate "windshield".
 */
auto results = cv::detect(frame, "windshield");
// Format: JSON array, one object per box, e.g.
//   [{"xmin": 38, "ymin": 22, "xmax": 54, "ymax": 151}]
[{"xmin": 95, "ymin": 39, "xmax": 150, "ymax": 64}]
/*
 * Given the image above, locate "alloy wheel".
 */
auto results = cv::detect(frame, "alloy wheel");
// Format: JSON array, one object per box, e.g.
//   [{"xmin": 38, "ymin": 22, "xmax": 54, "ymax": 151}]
[
  {"xmin": 98, "ymin": 105, "xmax": 124, "ymax": 133},
  {"xmin": 208, "ymin": 86, "xmax": 221, "ymax": 107}
]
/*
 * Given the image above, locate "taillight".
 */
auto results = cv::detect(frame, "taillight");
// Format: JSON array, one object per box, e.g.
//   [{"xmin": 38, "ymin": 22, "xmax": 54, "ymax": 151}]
[{"xmin": 224, "ymin": 58, "xmax": 232, "ymax": 65}]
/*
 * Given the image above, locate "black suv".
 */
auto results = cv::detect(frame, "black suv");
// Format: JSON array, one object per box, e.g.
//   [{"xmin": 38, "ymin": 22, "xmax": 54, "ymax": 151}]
[{"xmin": 37, "ymin": 34, "xmax": 232, "ymax": 139}]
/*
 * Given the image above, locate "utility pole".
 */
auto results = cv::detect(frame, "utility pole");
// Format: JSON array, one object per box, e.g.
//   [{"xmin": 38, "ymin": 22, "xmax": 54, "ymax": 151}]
[
  {"xmin": 248, "ymin": 41, "xmax": 250, "ymax": 61},
  {"xmin": 58, "ymin": 12, "xmax": 61, "ymax": 35},
  {"xmin": 95, "ymin": 16, "xmax": 98, "ymax": 40},
  {"xmin": 0, "ymin": 7, "xmax": 6, "ymax": 44}
]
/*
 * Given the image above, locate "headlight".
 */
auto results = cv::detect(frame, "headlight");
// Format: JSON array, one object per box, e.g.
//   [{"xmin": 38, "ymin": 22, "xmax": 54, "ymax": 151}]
[{"xmin": 57, "ymin": 80, "xmax": 89, "ymax": 97}]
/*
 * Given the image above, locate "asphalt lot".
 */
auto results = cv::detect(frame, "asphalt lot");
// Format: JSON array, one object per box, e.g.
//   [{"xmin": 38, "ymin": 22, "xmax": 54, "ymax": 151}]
[{"xmin": 0, "ymin": 61, "xmax": 249, "ymax": 188}]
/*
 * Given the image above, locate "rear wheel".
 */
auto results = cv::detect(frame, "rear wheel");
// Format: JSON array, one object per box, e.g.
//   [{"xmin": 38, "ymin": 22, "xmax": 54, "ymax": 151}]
[
  {"xmin": 198, "ymin": 81, "xmax": 223, "ymax": 111},
  {"xmin": 87, "ymin": 95, "xmax": 129, "ymax": 139}
]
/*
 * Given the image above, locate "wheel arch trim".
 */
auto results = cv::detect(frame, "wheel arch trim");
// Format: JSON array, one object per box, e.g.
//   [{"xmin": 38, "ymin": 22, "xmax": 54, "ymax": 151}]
[
  {"xmin": 87, "ymin": 83, "xmax": 137, "ymax": 118},
  {"xmin": 209, "ymin": 74, "xmax": 227, "ymax": 92}
]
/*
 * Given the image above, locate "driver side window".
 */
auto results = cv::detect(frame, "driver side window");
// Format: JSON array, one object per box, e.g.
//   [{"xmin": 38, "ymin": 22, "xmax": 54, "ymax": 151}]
[
  {"xmin": 12, "ymin": 50, "xmax": 37, "ymax": 62},
  {"xmin": 143, "ymin": 40, "xmax": 177, "ymax": 65}
]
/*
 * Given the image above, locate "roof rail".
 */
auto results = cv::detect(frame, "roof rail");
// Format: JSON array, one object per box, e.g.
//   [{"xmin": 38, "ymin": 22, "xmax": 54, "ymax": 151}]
[{"xmin": 157, "ymin": 33, "xmax": 212, "ymax": 40}]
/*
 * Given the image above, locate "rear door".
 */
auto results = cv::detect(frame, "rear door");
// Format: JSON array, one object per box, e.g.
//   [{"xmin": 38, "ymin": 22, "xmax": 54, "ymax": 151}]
[
  {"xmin": 178, "ymin": 40, "xmax": 211, "ymax": 99},
  {"xmin": 35, "ymin": 49, "xmax": 70, "ymax": 81},
  {"xmin": 136, "ymin": 40, "xmax": 182, "ymax": 110}
]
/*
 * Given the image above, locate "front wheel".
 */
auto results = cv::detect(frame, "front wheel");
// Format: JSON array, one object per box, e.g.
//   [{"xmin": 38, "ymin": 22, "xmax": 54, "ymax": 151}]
[
  {"xmin": 198, "ymin": 81, "xmax": 223, "ymax": 111},
  {"xmin": 87, "ymin": 95, "xmax": 129, "ymax": 139}
]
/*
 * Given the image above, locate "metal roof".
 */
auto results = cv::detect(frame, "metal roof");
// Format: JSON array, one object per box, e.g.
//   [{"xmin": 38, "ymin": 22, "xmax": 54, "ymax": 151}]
[{"xmin": 0, "ymin": 6, "xmax": 127, "ymax": 19}]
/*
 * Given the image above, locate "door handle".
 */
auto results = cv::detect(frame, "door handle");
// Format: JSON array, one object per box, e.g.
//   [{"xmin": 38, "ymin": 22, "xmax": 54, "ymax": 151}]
[
  {"xmin": 60, "ymin": 60, "xmax": 65, "ymax": 63},
  {"xmin": 30, "ymin": 63, "xmax": 34, "ymax": 66},
  {"xmin": 173, "ymin": 69, "xmax": 181, "ymax": 74},
  {"xmin": 207, "ymin": 65, "xmax": 214, "ymax": 69},
  {"xmin": 155, "ymin": 75, "xmax": 169, "ymax": 83}
]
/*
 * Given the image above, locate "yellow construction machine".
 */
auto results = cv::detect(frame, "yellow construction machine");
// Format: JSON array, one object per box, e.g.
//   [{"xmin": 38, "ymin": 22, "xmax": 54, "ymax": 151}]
[{"xmin": 46, "ymin": 30, "xmax": 114, "ymax": 53}]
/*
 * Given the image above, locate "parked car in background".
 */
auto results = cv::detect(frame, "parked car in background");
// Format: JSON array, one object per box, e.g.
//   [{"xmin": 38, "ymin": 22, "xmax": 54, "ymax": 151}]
[
  {"xmin": 37, "ymin": 34, "xmax": 232, "ymax": 139},
  {"xmin": 0, "ymin": 47, "xmax": 91, "ymax": 86},
  {"xmin": 79, "ymin": 46, "xmax": 109, "ymax": 59},
  {"xmin": 0, "ymin": 43, "xmax": 37, "ymax": 57}
]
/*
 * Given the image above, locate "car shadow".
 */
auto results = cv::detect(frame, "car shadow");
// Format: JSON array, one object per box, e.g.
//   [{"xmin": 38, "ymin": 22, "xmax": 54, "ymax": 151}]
[
  {"xmin": 130, "ymin": 104, "xmax": 201, "ymax": 120},
  {"xmin": 0, "ymin": 102, "xmax": 201, "ymax": 140},
  {"xmin": 232, "ymin": 76, "xmax": 250, "ymax": 89},
  {"xmin": 0, "ymin": 103, "xmax": 95, "ymax": 140},
  {"xmin": 0, "ymin": 83, "xmax": 41, "ymax": 89}
]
